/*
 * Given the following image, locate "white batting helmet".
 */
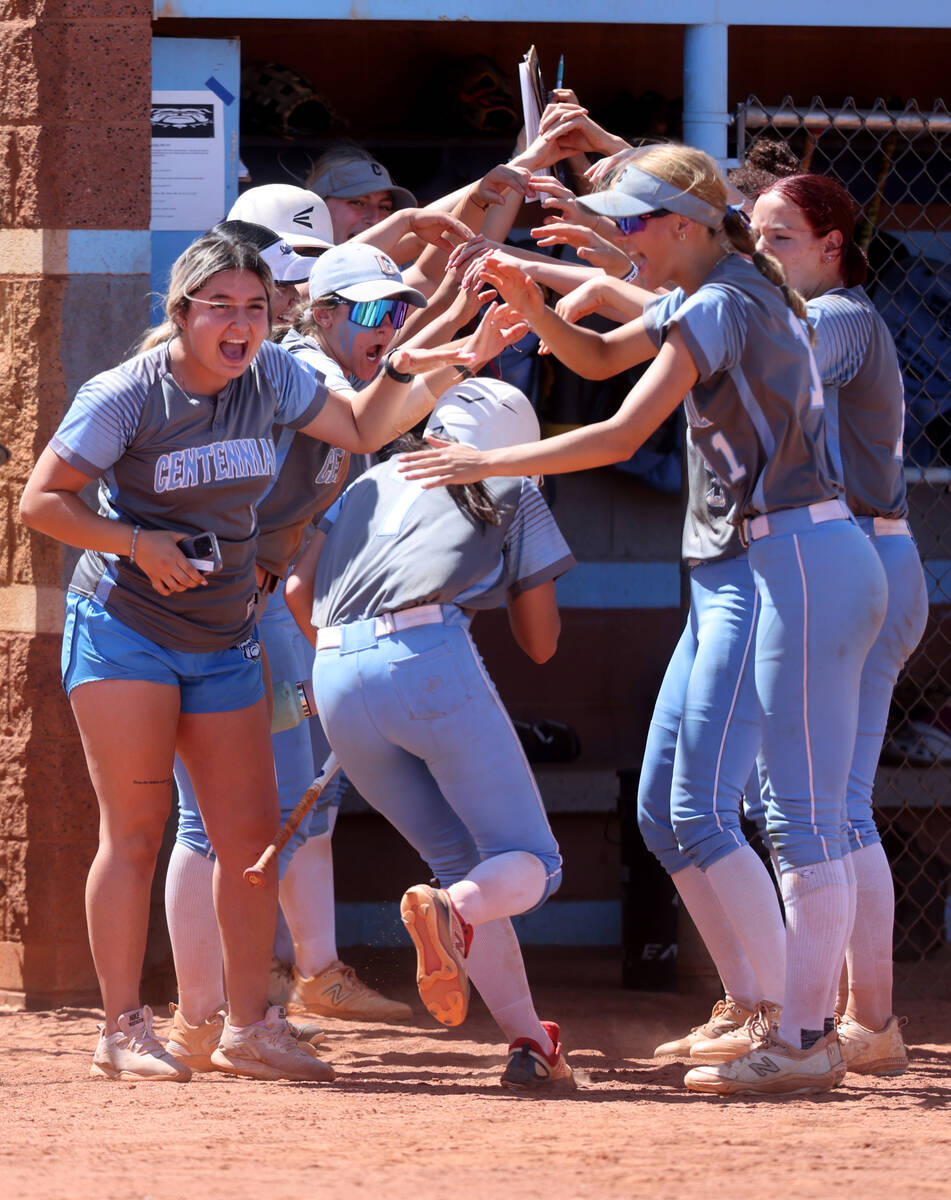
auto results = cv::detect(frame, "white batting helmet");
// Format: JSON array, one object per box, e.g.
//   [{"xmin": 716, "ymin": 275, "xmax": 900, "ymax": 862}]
[{"xmin": 424, "ymin": 378, "xmax": 540, "ymax": 453}]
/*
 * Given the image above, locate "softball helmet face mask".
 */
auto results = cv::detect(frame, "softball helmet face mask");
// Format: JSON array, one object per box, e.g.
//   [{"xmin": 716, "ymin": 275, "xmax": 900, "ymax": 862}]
[{"xmin": 423, "ymin": 379, "xmax": 543, "ymax": 485}]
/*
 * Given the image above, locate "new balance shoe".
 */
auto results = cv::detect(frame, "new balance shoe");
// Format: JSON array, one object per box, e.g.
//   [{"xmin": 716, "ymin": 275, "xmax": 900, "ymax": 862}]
[
  {"xmin": 501, "ymin": 1021, "xmax": 576, "ymax": 1092},
  {"xmin": 837, "ymin": 1014, "xmax": 909, "ymax": 1076},
  {"xmin": 287, "ymin": 960, "xmax": 412, "ymax": 1023},
  {"xmin": 400, "ymin": 883, "xmax": 472, "ymax": 1027},
  {"xmin": 653, "ymin": 997, "xmax": 754, "ymax": 1058},
  {"xmin": 91, "ymin": 1005, "xmax": 191, "ymax": 1082},
  {"xmin": 210, "ymin": 1005, "xmax": 335, "ymax": 1081},
  {"xmin": 689, "ymin": 1000, "xmax": 782, "ymax": 1063},
  {"xmin": 684, "ymin": 1026, "xmax": 846, "ymax": 1096}
]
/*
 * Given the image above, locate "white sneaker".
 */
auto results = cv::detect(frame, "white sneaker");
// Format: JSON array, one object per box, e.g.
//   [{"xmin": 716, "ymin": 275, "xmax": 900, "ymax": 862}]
[
  {"xmin": 837, "ymin": 1014, "xmax": 909, "ymax": 1076},
  {"xmin": 210, "ymin": 1006, "xmax": 336, "ymax": 1082},
  {"xmin": 653, "ymin": 997, "xmax": 754, "ymax": 1058},
  {"xmin": 684, "ymin": 1026, "xmax": 846, "ymax": 1097},
  {"xmin": 689, "ymin": 1001, "xmax": 782, "ymax": 1063},
  {"xmin": 91, "ymin": 1006, "xmax": 191, "ymax": 1082}
]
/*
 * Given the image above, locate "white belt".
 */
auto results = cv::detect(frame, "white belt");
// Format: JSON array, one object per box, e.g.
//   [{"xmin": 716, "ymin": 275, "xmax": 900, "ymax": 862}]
[
  {"xmin": 316, "ymin": 603, "xmax": 446, "ymax": 650},
  {"xmin": 863, "ymin": 516, "xmax": 911, "ymax": 537},
  {"xmin": 744, "ymin": 498, "xmax": 851, "ymax": 543}
]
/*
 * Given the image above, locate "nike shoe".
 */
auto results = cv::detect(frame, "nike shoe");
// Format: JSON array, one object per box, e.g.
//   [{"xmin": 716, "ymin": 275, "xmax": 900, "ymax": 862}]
[
  {"xmin": 287, "ymin": 960, "xmax": 413, "ymax": 1023},
  {"xmin": 653, "ymin": 997, "xmax": 754, "ymax": 1058},
  {"xmin": 689, "ymin": 1001, "xmax": 782, "ymax": 1063},
  {"xmin": 837, "ymin": 1014, "xmax": 909, "ymax": 1076},
  {"xmin": 684, "ymin": 1024, "xmax": 846, "ymax": 1096},
  {"xmin": 210, "ymin": 1005, "xmax": 335, "ymax": 1081},
  {"xmin": 400, "ymin": 883, "xmax": 472, "ymax": 1027},
  {"xmin": 501, "ymin": 1021, "xmax": 576, "ymax": 1092},
  {"xmin": 90, "ymin": 1005, "xmax": 191, "ymax": 1082}
]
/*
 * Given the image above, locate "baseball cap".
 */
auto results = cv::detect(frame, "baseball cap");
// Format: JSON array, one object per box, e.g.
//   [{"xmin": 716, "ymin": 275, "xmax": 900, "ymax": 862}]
[
  {"xmin": 228, "ymin": 184, "xmax": 334, "ymax": 249},
  {"xmin": 307, "ymin": 243, "xmax": 426, "ymax": 306},
  {"xmin": 309, "ymin": 154, "xmax": 417, "ymax": 209},
  {"xmin": 579, "ymin": 162, "xmax": 725, "ymax": 229},
  {"xmin": 213, "ymin": 220, "xmax": 312, "ymax": 284},
  {"xmin": 424, "ymin": 379, "xmax": 540, "ymax": 452}
]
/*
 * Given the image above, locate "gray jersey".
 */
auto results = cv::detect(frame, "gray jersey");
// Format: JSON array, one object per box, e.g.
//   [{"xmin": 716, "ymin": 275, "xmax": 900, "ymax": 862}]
[
  {"xmin": 647, "ymin": 288, "xmax": 745, "ymax": 563},
  {"xmin": 808, "ymin": 287, "xmax": 907, "ymax": 519},
  {"xmin": 255, "ymin": 329, "xmax": 358, "ymax": 577},
  {"xmin": 312, "ymin": 458, "xmax": 575, "ymax": 629},
  {"xmin": 643, "ymin": 255, "xmax": 839, "ymax": 525},
  {"xmin": 50, "ymin": 340, "xmax": 326, "ymax": 651}
]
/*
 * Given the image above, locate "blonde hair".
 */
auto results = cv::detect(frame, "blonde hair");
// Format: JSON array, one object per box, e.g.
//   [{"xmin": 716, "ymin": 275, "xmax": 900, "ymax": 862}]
[
  {"xmin": 633, "ymin": 144, "xmax": 812, "ymax": 331},
  {"xmin": 138, "ymin": 231, "xmax": 274, "ymax": 352}
]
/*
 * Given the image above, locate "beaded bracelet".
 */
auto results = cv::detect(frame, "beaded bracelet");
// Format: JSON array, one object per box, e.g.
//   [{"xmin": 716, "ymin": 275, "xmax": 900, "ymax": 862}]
[{"xmin": 129, "ymin": 525, "xmax": 141, "ymax": 563}]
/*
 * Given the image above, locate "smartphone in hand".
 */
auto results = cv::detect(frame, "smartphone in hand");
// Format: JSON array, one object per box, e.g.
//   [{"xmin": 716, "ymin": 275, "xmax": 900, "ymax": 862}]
[{"xmin": 178, "ymin": 531, "xmax": 223, "ymax": 573}]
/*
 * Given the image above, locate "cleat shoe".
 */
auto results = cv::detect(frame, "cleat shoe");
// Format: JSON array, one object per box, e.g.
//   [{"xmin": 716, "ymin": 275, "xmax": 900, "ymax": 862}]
[
  {"xmin": 653, "ymin": 997, "xmax": 754, "ymax": 1058},
  {"xmin": 690, "ymin": 1000, "xmax": 782, "ymax": 1063},
  {"xmin": 288, "ymin": 1017, "xmax": 327, "ymax": 1046},
  {"xmin": 837, "ymin": 1014, "xmax": 909, "ymax": 1076},
  {"xmin": 684, "ymin": 1018, "xmax": 846, "ymax": 1097},
  {"xmin": 288, "ymin": 960, "xmax": 412, "ymax": 1024},
  {"xmin": 210, "ymin": 1005, "xmax": 335, "ymax": 1082},
  {"xmin": 501, "ymin": 1020, "xmax": 576, "ymax": 1092},
  {"xmin": 166, "ymin": 1003, "xmax": 325, "ymax": 1071},
  {"xmin": 91, "ymin": 1005, "xmax": 191, "ymax": 1082},
  {"xmin": 166, "ymin": 1003, "xmax": 225, "ymax": 1071},
  {"xmin": 400, "ymin": 883, "xmax": 472, "ymax": 1027}
]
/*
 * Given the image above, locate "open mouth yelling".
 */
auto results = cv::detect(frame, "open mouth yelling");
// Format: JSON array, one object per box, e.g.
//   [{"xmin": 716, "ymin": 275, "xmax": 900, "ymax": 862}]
[
  {"xmin": 365, "ymin": 340, "xmax": 386, "ymax": 367},
  {"xmin": 220, "ymin": 338, "xmax": 249, "ymax": 366}
]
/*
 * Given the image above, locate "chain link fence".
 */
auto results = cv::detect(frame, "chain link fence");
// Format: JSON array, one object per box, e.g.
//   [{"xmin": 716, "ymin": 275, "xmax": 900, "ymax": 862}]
[{"xmin": 736, "ymin": 96, "xmax": 951, "ymax": 977}]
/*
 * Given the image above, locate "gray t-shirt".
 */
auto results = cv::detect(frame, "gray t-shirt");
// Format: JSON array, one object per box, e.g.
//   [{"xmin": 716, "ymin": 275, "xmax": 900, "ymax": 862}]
[
  {"xmin": 647, "ymin": 287, "xmax": 745, "ymax": 564},
  {"xmin": 255, "ymin": 329, "xmax": 358, "ymax": 576},
  {"xmin": 643, "ymin": 255, "xmax": 839, "ymax": 526},
  {"xmin": 808, "ymin": 286, "xmax": 907, "ymax": 519},
  {"xmin": 51, "ymin": 339, "xmax": 326, "ymax": 651},
  {"xmin": 312, "ymin": 457, "xmax": 575, "ymax": 629}
]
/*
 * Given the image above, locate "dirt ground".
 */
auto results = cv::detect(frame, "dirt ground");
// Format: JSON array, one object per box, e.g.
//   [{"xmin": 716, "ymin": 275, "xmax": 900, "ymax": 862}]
[{"xmin": 2, "ymin": 948, "xmax": 950, "ymax": 1200}]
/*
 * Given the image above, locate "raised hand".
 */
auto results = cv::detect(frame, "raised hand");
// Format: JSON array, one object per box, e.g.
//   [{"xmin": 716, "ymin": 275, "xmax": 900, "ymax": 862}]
[
  {"xmin": 464, "ymin": 300, "xmax": 530, "ymax": 365},
  {"xmin": 470, "ymin": 163, "xmax": 534, "ymax": 209},
  {"xmin": 530, "ymin": 220, "xmax": 633, "ymax": 276},
  {"xmin": 398, "ymin": 437, "xmax": 491, "ymax": 488},
  {"xmin": 529, "ymin": 176, "xmax": 599, "ymax": 229},
  {"xmin": 476, "ymin": 254, "xmax": 547, "ymax": 324},
  {"xmin": 408, "ymin": 210, "xmax": 474, "ymax": 253}
]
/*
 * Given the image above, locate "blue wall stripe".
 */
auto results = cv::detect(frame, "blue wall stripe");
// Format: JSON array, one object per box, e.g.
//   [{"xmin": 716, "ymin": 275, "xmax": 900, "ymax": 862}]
[
  {"xmin": 67, "ymin": 230, "xmax": 150, "ymax": 275},
  {"xmin": 336, "ymin": 900, "xmax": 621, "ymax": 949},
  {"xmin": 556, "ymin": 561, "xmax": 680, "ymax": 609}
]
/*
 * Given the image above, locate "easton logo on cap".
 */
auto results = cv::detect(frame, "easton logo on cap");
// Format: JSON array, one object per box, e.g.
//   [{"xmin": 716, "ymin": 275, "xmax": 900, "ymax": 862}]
[{"xmin": 293, "ymin": 205, "xmax": 316, "ymax": 229}]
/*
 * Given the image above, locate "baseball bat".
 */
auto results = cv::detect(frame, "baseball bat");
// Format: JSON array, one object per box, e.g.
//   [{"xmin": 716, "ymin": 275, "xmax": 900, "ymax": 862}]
[{"xmin": 243, "ymin": 752, "xmax": 340, "ymax": 888}]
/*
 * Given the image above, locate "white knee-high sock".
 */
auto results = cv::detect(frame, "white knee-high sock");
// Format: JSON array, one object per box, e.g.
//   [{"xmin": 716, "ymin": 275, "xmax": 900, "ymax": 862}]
[
  {"xmin": 705, "ymin": 846, "xmax": 786, "ymax": 1005},
  {"xmin": 845, "ymin": 842, "xmax": 896, "ymax": 1029},
  {"xmin": 164, "ymin": 842, "xmax": 225, "ymax": 1024},
  {"xmin": 447, "ymin": 851, "xmax": 547, "ymax": 927},
  {"xmin": 671, "ymin": 864, "xmax": 760, "ymax": 1009},
  {"xmin": 280, "ymin": 831, "xmax": 338, "ymax": 977},
  {"xmin": 822, "ymin": 850, "xmax": 857, "ymax": 1021},
  {"xmin": 779, "ymin": 858, "xmax": 853, "ymax": 1048},
  {"xmin": 464, "ymin": 917, "xmax": 553, "ymax": 1054}
]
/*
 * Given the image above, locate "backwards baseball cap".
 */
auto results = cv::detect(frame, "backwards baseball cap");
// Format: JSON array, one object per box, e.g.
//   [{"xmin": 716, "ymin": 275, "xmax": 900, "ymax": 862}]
[
  {"xmin": 307, "ymin": 242, "xmax": 426, "ymax": 307},
  {"xmin": 424, "ymin": 379, "xmax": 540, "ymax": 453},
  {"xmin": 228, "ymin": 184, "xmax": 334, "ymax": 249},
  {"xmin": 579, "ymin": 162, "xmax": 726, "ymax": 229},
  {"xmin": 213, "ymin": 219, "xmax": 312, "ymax": 284},
  {"xmin": 309, "ymin": 153, "xmax": 417, "ymax": 210}
]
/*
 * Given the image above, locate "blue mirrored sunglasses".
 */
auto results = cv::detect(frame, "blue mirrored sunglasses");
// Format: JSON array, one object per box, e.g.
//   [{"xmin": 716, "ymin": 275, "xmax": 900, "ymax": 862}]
[
  {"xmin": 336, "ymin": 296, "xmax": 411, "ymax": 330},
  {"xmin": 615, "ymin": 209, "xmax": 671, "ymax": 235}
]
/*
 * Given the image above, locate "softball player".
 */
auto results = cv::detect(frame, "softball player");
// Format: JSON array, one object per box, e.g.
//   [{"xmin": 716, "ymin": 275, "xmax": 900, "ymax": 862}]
[
  {"xmin": 401, "ymin": 145, "xmax": 890, "ymax": 1096},
  {"xmin": 20, "ymin": 227, "xmax": 480, "ymax": 1082},
  {"xmin": 746, "ymin": 173, "xmax": 928, "ymax": 1074},
  {"xmin": 285, "ymin": 380, "xmax": 578, "ymax": 1091}
]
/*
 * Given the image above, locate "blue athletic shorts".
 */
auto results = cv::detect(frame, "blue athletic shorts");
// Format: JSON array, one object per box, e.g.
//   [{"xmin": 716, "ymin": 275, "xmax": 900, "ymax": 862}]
[{"xmin": 61, "ymin": 592, "xmax": 264, "ymax": 714}]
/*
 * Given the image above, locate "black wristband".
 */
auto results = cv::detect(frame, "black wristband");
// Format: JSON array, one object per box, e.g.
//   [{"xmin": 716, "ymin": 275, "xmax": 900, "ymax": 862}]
[
  {"xmin": 383, "ymin": 353, "xmax": 413, "ymax": 384},
  {"xmin": 453, "ymin": 365, "xmax": 474, "ymax": 380}
]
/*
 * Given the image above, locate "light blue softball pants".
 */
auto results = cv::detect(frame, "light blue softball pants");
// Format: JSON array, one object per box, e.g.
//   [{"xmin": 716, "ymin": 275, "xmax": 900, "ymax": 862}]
[
  {"xmin": 174, "ymin": 582, "xmax": 345, "ymax": 877},
  {"xmin": 637, "ymin": 554, "xmax": 762, "ymax": 875},
  {"xmin": 745, "ymin": 521, "xmax": 927, "ymax": 855},
  {"xmin": 311, "ymin": 606, "xmax": 563, "ymax": 904},
  {"xmin": 747, "ymin": 513, "xmax": 887, "ymax": 870}
]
